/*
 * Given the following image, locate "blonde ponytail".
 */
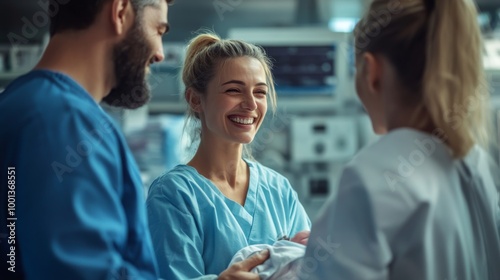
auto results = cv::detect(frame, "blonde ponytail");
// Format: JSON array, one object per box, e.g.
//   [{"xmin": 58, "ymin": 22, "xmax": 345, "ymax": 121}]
[
  {"xmin": 354, "ymin": 0, "xmax": 490, "ymax": 158},
  {"xmin": 422, "ymin": 0, "xmax": 489, "ymax": 158}
]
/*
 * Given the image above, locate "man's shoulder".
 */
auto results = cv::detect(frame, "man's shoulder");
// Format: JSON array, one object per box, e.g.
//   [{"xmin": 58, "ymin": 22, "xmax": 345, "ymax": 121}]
[
  {"xmin": 1, "ymin": 70, "xmax": 99, "ymax": 114},
  {"xmin": 1, "ymin": 70, "xmax": 112, "ymax": 131}
]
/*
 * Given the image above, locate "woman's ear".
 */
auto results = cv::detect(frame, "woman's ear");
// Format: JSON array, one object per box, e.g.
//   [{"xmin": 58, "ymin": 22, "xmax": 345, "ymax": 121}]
[
  {"xmin": 186, "ymin": 88, "xmax": 202, "ymax": 113},
  {"xmin": 362, "ymin": 52, "xmax": 383, "ymax": 97}
]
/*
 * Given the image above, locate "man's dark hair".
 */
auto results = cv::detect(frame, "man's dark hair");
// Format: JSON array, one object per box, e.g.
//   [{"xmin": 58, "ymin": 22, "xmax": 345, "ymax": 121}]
[{"xmin": 49, "ymin": 0, "xmax": 170, "ymax": 36}]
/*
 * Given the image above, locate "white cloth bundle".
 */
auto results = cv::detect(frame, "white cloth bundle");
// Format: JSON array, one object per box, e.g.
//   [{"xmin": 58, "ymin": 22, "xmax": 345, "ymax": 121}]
[{"xmin": 229, "ymin": 240, "xmax": 305, "ymax": 280}]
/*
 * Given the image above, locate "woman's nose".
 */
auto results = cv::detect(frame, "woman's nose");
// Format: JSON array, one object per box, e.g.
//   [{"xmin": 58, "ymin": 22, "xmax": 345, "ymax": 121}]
[{"xmin": 242, "ymin": 94, "xmax": 257, "ymax": 110}]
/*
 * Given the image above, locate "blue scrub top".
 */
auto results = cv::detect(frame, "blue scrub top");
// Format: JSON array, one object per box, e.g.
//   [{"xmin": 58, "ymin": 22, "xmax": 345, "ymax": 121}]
[
  {"xmin": 0, "ymin": 70, "xmax": 158, "ymax": 280},
  {"xmin": 147, "ymin": 160, "xmax": 311, "ymax": 280}
]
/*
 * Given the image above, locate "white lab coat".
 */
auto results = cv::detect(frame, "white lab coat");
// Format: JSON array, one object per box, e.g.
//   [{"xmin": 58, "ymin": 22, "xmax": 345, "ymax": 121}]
[{"xmin": 300, "ymin": 128, "xmax": 500, "ymax": 280}]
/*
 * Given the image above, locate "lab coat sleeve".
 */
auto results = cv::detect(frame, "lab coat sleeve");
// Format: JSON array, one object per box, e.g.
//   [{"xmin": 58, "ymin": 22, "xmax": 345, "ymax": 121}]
[
  {"xmin": 487, "ymin": 156, "xmax": 500, "ymax": 235},
  {"xmin": 147, "ymin": 178, "xmax": 214, "ymax": 280},
  {"xmin": 285, "ymin": 179, "xmax": 312, "ymax": 237},
  {"xmin": 15, "ymin": 109, "xmax": 157, "ymax": 280},
  {"xmin": 299, "ymin": 166, "xmax": 392, "ymax": 280}
]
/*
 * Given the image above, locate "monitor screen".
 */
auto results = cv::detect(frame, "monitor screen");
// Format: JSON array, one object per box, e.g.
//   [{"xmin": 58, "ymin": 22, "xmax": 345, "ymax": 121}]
[{"xmin": 262, "ymin": 45, "xmax": 337, "ymax": 96}]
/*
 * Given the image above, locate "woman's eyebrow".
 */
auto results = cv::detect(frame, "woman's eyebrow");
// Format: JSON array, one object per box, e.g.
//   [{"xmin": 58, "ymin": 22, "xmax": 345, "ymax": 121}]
[{"xmin": 221, "ymin": 80, "xmax": 268, "ymax": 87}]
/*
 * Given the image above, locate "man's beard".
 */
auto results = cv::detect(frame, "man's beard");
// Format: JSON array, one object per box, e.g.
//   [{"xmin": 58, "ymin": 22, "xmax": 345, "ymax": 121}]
[{"xmin": 102, "ymin": 19, "xmax": 154, "ymax": 109}]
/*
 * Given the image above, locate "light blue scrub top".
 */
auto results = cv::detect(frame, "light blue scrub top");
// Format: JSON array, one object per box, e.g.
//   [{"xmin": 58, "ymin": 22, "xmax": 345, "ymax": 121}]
[
  {"xmin": 146, "ymin": 160, "xmax": 311, "ymax": 280},
  {"xmin": 0, "ymin": 70, "xmax": 158, "ymax": 280}
]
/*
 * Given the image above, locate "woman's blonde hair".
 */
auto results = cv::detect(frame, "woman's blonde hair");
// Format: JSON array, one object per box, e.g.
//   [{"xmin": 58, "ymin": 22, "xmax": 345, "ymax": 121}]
[
  {"xmin": 354, "ymin": 0, "xmax": 490, "ymax": 158},
  {"xmin": 181, "ymin": 32, "xmax": 277, "ymax": 159}
]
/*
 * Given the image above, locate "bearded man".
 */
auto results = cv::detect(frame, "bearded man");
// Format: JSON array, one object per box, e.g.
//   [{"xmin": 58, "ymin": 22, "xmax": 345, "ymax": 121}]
[{"xmin": 0, "ymin": 1, "xmax": 171, "ymax": 279}]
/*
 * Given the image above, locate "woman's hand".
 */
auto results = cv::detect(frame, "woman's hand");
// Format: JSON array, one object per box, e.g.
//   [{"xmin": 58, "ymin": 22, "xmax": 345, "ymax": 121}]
[
  {"xmin": 290, "ymin": 230, "xmax": 310, "ymax": 245},
  {"xmin": 218, "ymin": 249, "xmax": 270, "ymax": 280}
]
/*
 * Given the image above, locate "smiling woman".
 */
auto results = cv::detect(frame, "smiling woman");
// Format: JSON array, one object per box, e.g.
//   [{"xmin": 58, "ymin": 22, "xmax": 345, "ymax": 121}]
[{"xmin": 146, "ymin": 32, "xmax": 311, "ymax": 280}]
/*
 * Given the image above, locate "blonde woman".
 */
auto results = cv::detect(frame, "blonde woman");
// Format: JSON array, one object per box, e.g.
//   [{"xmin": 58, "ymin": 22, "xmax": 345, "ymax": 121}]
[
  {"xmin": 146, "ymin": 33, "xmax": 311, "ymax": 280},
  {"xmin": 302, "ymin": 0, "xmax": 500, "ymax": 279}
]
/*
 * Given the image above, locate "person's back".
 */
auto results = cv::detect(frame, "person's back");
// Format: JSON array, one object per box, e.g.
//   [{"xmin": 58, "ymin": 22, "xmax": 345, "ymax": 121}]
[
  {"xmin": 301, "ymin": 0, "xmax": 500, "ymax": 279},
  {"xmin": 310, "ymin": 128, "xmax": 500, "ymax": 279}
]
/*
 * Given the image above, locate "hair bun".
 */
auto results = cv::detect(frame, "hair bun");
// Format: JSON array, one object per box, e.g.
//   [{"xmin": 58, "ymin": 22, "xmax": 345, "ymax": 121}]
[{"xmin": 185, "ymin": 33, "xmax": 221, "ymax": 61}]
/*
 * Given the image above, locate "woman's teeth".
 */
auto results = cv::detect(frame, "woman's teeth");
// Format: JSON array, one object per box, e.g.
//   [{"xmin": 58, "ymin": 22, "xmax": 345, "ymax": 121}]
[{"xmin": 230, "ymin": 117, "xmax": 255, "ymax": 125}]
